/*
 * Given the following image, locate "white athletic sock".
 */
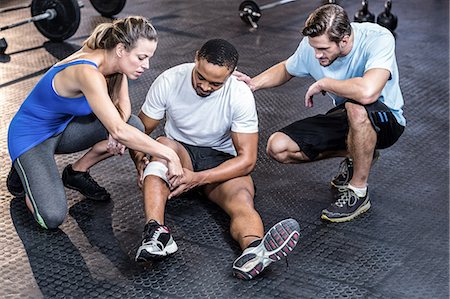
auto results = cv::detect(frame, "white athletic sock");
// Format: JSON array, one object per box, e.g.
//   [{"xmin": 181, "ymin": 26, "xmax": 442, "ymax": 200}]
[{"xmin": 348, "ymin": 183, "xmax": 367, "ymax": 197}]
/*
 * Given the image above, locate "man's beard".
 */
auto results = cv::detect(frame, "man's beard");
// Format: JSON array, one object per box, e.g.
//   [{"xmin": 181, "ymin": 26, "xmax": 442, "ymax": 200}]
[{"xmin": 195, "ymin": 87, "xmax": 211, "ymax": 97}]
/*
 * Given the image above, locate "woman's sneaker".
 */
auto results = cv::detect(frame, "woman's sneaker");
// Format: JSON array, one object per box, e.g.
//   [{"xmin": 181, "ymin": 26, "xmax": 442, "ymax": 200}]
[
  {"xmin": 135, "ymin": 220, "xmax": 178, "ymax": 262},
  {"xmin": 232, "ymin": 218, "xmax": 300, "ymax": 280},
  {"xmin": 6, "ymin": 166, "xmax": 25, "ymax": 198},
  {"xmin": 62, "ymin": 164, "xmax": 110, "ymax": 201}
]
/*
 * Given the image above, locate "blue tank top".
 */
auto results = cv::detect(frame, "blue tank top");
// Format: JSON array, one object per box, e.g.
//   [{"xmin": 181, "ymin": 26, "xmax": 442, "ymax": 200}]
[{"xmin": 8, "ymin": 60, "xmax": 97, "ymax": 162}]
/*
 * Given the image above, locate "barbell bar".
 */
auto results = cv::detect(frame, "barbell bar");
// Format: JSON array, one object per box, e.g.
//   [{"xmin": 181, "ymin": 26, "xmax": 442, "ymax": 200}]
[
  {"xmin": 0, "ymin": 0, "xmax": 126, "ymax": 54},
  {"xmin": 0, "ymin": 3, "xmax": 31, "ymax": 14}
]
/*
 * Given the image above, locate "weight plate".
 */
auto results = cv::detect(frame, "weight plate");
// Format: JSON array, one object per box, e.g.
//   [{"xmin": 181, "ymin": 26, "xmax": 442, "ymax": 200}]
[
  {"xmin": 89, "ymin": 0, "xmax": 126, "ymax": 17},
  {"xmin": 239, "ymin": 0, "xmax": 261, "ymax": 25},
  {"xmin": 31, "ymin": 0, "xmax": 80, "ymax": 42}
]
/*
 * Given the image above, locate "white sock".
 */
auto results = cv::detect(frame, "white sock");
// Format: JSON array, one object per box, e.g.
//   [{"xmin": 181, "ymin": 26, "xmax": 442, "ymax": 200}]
[{"xmin": 348, "ymin": 183, "xmax": 367, "ymax": 197}]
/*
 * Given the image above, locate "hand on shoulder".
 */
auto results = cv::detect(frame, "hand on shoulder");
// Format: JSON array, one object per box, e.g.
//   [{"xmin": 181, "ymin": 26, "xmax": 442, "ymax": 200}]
[{"xmin": 233, "ymin": 70, "xmax": 256, "ymax": 92}]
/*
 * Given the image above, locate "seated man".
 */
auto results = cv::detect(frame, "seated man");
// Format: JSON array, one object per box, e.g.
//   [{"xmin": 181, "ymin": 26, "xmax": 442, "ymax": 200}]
[{"xmin": 131, "ymin": 39, "xmax": 300, "ymax": 280}]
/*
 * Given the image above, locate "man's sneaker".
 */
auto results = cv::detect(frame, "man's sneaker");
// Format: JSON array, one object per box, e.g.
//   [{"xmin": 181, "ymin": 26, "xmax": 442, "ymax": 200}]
[
  {"xmin": 135, "ymin": 220, "xmax": 178, "ymax": 262},
  {"xmin": 232, "ymin": 218, "xmax": 300, "ymax": 280},
  {"xmin": 330, "ymin": 157, "xmax": 353, "ymax": 188},
  {"xmin": 321, "ymin": 187, "xmax": 371, "ymax": 222},
  {"xmin": 330, "ymin": 150, "xmax": 380, "ymax": 188},
  {"xmin": 7, "ymin": 166, "xmax": 25, "ymax": 198},
  {"xmin": 62, "ymin": 164, "xmax": 110, "ymax": 201}
]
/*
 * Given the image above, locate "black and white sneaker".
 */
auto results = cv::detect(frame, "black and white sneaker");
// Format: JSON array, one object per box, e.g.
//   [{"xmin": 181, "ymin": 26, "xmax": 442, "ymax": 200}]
[
  {"xmin": 62, "ymin": 164, "xmax": 110, "ymax": 201},
  {"xmin": 321, "ymin": 187, "xmax": 371, "ymax": 222},
  {"xmin": 330, "ymin": 151, "xmax": 380, "ymax": 189},
  {"xmin": 232, "ymin": 218, "xmax": 300, "ymax": 280},
  {"xmin": 135, "ymin": 220, "xmax": 178, "ymax": 262},
  {"xmin": 330, "ymin": 157, "xmax": 353, "ymax": 188}
]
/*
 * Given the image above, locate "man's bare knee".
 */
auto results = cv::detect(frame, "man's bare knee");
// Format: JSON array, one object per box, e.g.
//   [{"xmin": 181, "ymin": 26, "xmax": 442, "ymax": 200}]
[
  {"xmin": 156, "ymin": 136, "xmax": 176, "ymax": 147},
  {"xmin": 267, "ymin": 132, "xmax": 309, "ymax": 163},
  {"xmin": 227, "ymin": 188, "xmax": 256, "ymax": 216},
  {"xmin": 237, "ymin": 187, "xmax": 254, "ymax": 203},
  {"xmin": 345, "ymin": 102, "xmax": 370, "ymax": 127},
  {"xmin": 267, "ymin": 132, "xmax": 289, "ymax": 161}
]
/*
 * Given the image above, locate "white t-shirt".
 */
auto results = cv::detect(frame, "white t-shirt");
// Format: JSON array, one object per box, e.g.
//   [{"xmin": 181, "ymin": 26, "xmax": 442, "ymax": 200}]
[
  {"xmin": 286, "ymin": 22, "xmax": 405, "ymax": 126},
  {"xmin": 141, "ymin": 63, "xmax": 258, "ymax": 156}
]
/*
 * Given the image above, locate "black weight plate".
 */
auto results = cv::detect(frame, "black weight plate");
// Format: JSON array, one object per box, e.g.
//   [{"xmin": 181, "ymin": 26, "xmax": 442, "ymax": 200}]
[
  {"xmin": 31, "ymin": 0, "xmax": 80, "ymax": 42},
  {"xmin": 239, "ymin": 0, "xmax": 261, "ymax": 25},
  {"xmin": 89, "ymin": 0, "xmax": 126, "ymax": 17}
]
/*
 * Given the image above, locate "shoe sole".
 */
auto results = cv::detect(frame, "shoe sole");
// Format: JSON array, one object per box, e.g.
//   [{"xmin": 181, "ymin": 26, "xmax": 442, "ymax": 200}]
[
  {"xmin": 135, "ymin": 241, "xmax": 178, "ymax": 262},
  {"xmin": 63, "ymin": 182, "xmax": 111, "ymax": 201},
  {"xmin": 321, "ymin": 200, "xmax": 371, "ymax": 223},
  {"xmin": 7, "ymin": 188, "xmax": 25, "ymax": 198},
  {"xmin": 233, "ymin": 218, "xmax": 300, "ymax": 280}
]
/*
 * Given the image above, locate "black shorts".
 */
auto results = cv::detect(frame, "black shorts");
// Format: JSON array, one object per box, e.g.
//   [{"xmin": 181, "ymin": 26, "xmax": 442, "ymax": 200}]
[
  {"xmin": 178, "ymin": 141, "xmax": 234, "ymax": 172},
  {"xmin": 279, "ymin": 100, "xmax": 405, "ymax": 160}
]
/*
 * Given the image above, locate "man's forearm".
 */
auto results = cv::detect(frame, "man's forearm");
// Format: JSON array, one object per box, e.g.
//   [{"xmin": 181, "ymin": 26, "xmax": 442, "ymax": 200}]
[
  {"xmin": 253, "ymin": 60, "xmax": 293, "ymax": 91},
  {"xmin": 198, "ymin": 155, "xmax": 256, "ymax": 185}
]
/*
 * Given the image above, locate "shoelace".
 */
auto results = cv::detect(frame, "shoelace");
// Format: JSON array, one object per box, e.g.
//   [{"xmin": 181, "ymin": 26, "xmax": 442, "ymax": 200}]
[
  {"xmin": 337, "ymin": 158, "xmax": 351, "ymax": 179},
  {"xmin": 82, "ymin": 172, "xmax": 105, "ymax": 190},
  {"xmin": 145, "ymin": 225, "xmax": 166, "ymax": 243},
  {"xmin": 334, "ymin": 189, "xmax": 358, "ymax": 208},
  {"xmin": 146, "ymin": 226, "xmax": 170, "ymax": 251}
]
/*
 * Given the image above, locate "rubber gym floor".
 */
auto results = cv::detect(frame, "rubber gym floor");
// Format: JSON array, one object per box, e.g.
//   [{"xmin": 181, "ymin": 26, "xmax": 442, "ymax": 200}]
[{"xmin": 0, "ymin": 0, "xmax": 448, "ymax": 298}]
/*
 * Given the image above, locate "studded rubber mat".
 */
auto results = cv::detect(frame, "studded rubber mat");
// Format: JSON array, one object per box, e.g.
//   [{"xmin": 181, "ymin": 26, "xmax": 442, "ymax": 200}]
[{"xmin": 0, "ymin": 0, "xmax": 448, "ymax": 298}]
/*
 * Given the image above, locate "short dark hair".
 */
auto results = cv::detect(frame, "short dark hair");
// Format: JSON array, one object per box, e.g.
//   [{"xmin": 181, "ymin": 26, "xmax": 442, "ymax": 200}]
[
  {"xmin": 197, "ymin": 39, "xmax": 239, "ymax": 71},
  {"xmin": 302, "ymin": 4, "xmax": 351, "ymax": 44}
]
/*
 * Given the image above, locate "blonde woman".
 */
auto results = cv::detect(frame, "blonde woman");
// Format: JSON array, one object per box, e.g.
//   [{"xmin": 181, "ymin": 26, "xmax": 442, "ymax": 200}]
[{"xmin": 7, "ymin": 16, "xmax": 182, "ymax": 229}]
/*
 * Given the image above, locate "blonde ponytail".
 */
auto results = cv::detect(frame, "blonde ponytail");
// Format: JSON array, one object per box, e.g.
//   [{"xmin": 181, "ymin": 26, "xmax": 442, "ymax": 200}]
[{"xmin": 83, "ymin": 16, "xmax": 157, "ymax": 51}]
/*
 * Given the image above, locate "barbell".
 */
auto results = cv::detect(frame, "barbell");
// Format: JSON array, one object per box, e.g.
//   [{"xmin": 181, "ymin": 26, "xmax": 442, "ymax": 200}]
[
  {"xmin": 238, "ymin": 0, "xmax": 345, "ymax": 29},
  {"xmin": 0, "ymin": 0, "xmax": 126, "ymax": 54},
  {"xmin": 239, "ymin": 0, "xmax": 296, "ymax": 29}
]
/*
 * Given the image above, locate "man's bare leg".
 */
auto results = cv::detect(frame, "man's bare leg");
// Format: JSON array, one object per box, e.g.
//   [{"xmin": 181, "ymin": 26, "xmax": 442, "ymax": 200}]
[
  {"xmin": 345, "ymin": 102, "xmax": 377, "ymax": 189},
  {"xmin": 267, "ymin": 132, "xmax": 347, "ymax": 164},
  {"xmin": 205, "ymin": 176, "xmax": 300, "ymax": 280},
  {"xmin": 321, "ymin": 103, "xmax": 376, "ymax": 222},
  {"xmin": 135, "ymin": 137, "xmax": 192, "ymax": 261},
  {"xmin": 205, "ymin": 176, "xmax": 262, "ymax": 249},
  {"xmin": 142, "ymin": 174, "xmax": 170, "ymax": 224},
  {"xmin": 71, "ymin": 140, "xmax": 113, "ymax": 172}
]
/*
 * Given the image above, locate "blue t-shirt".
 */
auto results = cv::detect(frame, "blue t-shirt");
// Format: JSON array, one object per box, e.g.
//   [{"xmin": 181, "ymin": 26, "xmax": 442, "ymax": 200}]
[
  {"xmin": 8, "ymin": 60, "xmax": 96, "ymax": 162},
  {"xmin": 286, "ymin": 22, "xmax": 405, "ymax": 126}
]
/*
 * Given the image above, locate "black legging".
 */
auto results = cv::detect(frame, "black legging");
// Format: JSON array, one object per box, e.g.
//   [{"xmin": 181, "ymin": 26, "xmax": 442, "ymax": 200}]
[{"xmin": 13, "ymin": 114, "xmax": 144, "ymax": 229}]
